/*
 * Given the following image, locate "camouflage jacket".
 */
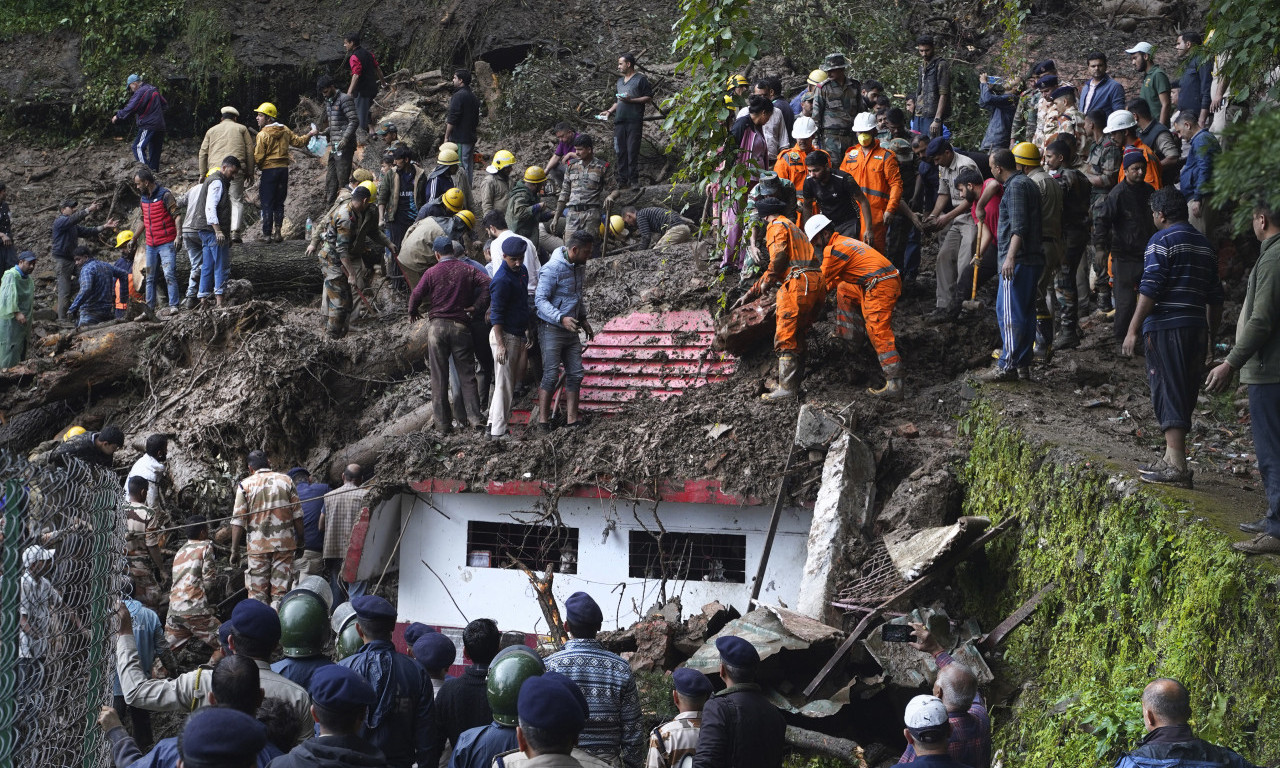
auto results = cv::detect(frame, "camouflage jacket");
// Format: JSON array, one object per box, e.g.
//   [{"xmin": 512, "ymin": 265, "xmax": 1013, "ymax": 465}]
[
  {"xmin": 646, "ymin": 712, "xmax": 701, "ymax": 768},
  {"xmin": 559, "ymin": 157, "xmax": 609, "ymax": 208},
  {"xmin": 1086, "ymin": 137, "xmax": 1122, "ymax": 205},
  {"xmin": 169, "ymin": 539, "xmax": 217, "ymax": 616},
  {"xmin": 231, "ymin": 468, "xmax": 302, "ymax": 555},
  {"xmin": 125, "ymin": 501, "xmax": 162, "ymax": 562},
  {"xmin": 319, "ymin": 201, "xmax": 357, "ymax": 268}
]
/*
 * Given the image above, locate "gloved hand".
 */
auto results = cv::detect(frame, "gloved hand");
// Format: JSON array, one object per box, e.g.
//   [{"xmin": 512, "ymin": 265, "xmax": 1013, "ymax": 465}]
[
  {"xmin": 538, "ymin": 208, "xmax": 555, "ymax": 223},
  {"xmin": 215, "ymin": 230, "xmax": 226, "ymax": 246}
]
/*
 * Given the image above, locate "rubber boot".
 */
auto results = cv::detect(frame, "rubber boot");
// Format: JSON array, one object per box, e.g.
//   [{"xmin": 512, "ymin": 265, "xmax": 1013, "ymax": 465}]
[
  {"xmin": 272, "ymin": 223, "xmax": 284, "ymax": 243},
  {"xmin": 1096, "ymin": 285, "xmax": 1113, "ymax": 314},
  {"xmin": 761, "ymin": 354, "xmax": 799, "ymax": 402},
  {"xmin": 868, "ymin": 378, "xmax": 904, "ymax": 401}
]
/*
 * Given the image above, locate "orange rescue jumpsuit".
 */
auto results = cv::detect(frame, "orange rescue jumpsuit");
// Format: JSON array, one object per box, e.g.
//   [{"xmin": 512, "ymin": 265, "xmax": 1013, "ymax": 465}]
[
  {"xmin": 1127, "ymin": 138, "xmax": 1163, "ymax": 190},
  {"xmin": 774, "ymin": 144, "xmax": 830, "ymax": 218},
  {"xmin": 822, "ymin": 233, "xmax": 902, "ymax": 377},
  {"xmin": 755, "ymin": 217, "xmax": 826, "ymax": 354},
  {"xmin": 838, "ymin": 143, "xmax": 902, "ymax": 252}
]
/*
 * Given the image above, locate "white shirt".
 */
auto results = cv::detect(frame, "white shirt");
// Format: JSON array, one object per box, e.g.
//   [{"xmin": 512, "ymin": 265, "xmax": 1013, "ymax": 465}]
[
  {"xmin": 127, "ymin": 453, "xmax": 165, "ymax": 509},
  {"xmin": 21, "ymin": 572, "xmax": 61, "ymax": 659},
  {"xmin": 487, "ymin": 230, "xmax": 540, "ymax": 296},
  {"xmin": 204, "ymin": 178, "xmax": 225, "ymax": 227}
]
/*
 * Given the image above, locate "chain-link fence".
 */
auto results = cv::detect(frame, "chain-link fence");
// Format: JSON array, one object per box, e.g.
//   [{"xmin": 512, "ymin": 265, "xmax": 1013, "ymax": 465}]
[{"xmin": 2, "ymin": 450, "xmax": 125, "ymax": 768}]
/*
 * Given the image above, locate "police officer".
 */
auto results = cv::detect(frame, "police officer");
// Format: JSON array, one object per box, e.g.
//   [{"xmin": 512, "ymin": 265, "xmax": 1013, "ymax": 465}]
[
  {"xmin": 272, "ymin": 585, "xmax": 336, "ymax": 691},
  {"xmin": 505, "ymin": 673, "xmax": 589, "ymax": 768},
  {"xmin": 448, "ymin": 646, "xmax": 544, "ymax": 768},
  {"xmin": 117, "ymin": 598, "xmax": 312, "ymax": 731},
  {"xmin": 271, "ymin": 665, "xmax": 386, "ymax": 768},
  {"xmin": 690, "ymin": 637, "xmax": 785, "ymax": 768},
  {"xmin": 426, "ymin": 618, "xmax": 501, "ymax": 768},
  {"xmin": 555, "ymin": 136, "xmax": 610, "ymax": 238},
  {"xmin": 646, "ymin": 668, "xmax": 711, "ymax": 768},
  {"xmin": 337, "ymin": 595, "xmax": 437, "ymax": 768},
  {"xmin": 414, "ymin": 632, "xmax": 458, "ymax": 693},
  {"xmin": 180, "ymin": 707, "xmax": 268, "ymax": 768}
]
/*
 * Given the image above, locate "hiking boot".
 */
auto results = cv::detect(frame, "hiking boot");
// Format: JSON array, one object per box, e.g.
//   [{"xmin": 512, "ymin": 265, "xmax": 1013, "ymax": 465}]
[
  {"xmin": 1017, "ymin": 366, "xmax": 1032, "ymax": 381},
  {"xmin": 925, "ymin": 306, "xmax": 958, "ymax": 325},
  {"xmin": 1140, "ymin": 464, "xmax": 1193, "ymax": 488},
  {"xmin": 1095, "ymin": 289, "xmax": 1113, "ymax": 313},
  {"xmin": 868, "ymin": 378, "xmax": 904, "ymax": 401},
  {"xmin": 1057, "ymin": 326, "xmax": 1081, "ymax": 349},
  {"xmin": 762, "ymin": 354, "xmax": 799, "ymax": 402},
  {"xmin": 1232, "ymin": 533, "xmax": 1280, "ymax": 555},
  {"xmin": 977, "ymin": 366, "xmax": 1018, "ymax": 383},
  {"xmin": 272, "ymin": 224, "xmax": 284, "ymax": 243},
  {"xmin": 1240, "ymin": 518, "xmax": 1269, "ymax": 534}
]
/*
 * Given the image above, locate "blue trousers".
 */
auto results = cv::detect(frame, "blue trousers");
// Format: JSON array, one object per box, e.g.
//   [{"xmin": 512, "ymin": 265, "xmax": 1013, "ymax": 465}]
[
  {"xmin": 132, "ymin": 129, "xmax": 163, "ymax": 171},
  {"xmin": 1249, "ymin": 383, "xmax": 1280, "ymax": 538},
  {"xmin": 996, "ymin": 262, "xmax": 1043, "ymax": 370},
  {"xmin": 259, "ymin": 167, "xmax": 289, "ymax": 236},
  {"xmin": 198, "ymin": 231, "xmax": 229, "ymax": 298},
  {"xmin": 145, "ymin": 241, "xmax": 178, "ymax": 307}
]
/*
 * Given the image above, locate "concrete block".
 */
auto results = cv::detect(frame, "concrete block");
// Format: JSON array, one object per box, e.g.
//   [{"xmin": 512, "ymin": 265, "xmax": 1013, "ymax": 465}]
[
  {"xmin": 795, "ymin": 432, "xmax": 877, "ymax": 623},
  {"xmin": 795, "ymin": 404, "xmax": 846, "ymax": 450}
]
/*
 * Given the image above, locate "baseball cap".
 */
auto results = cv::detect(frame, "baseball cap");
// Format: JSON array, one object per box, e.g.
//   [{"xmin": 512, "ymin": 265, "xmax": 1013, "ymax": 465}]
[
  {"xmin": 904, "ymin": 694, "xmax": 949, "ymax": 732},
  {"xmin": 1125, "ymin": 42, "xmax": 1154, "ymax": 54}
]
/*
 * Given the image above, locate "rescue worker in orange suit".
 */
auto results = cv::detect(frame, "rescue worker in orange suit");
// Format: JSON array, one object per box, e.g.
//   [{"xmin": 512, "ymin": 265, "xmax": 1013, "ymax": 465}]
[
  {"xmin": 806, "ymin": 214, "xmax": 903, "ymax": 400},
  {"xmin": 838, "ymin": 112, "xmax": 903, "ymax": 252},
  {"xmin": 737, "ymin": 196, "xmax": 827, "ymax": 402},
  {"xmin": 774, "ymin": 116, "xmax": 828, "ymax": 218}
]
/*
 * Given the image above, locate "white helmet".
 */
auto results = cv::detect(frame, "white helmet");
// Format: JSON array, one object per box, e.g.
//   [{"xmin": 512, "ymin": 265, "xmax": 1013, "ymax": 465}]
[
  {"xmin": 852, "ymin": 112, "xmax": 878, "ymax": 133},
  {"xmin": 804, "ymin": 214, "xmax": 833, "ymax": 241},
  {"xmin": 791, "ymin": 115, "xmax": 818, "ymax": 140},
  {"xmin": 1103, "ymin": 110, "xmax": 1137, "ymax": 134}
]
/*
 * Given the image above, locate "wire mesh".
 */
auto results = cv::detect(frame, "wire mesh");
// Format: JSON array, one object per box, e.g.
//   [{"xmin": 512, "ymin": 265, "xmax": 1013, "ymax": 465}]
[
  {"xmin": 835, "ymin": 538, "xmax": 909, "ymax": 611},
  {"xmin": 2, "ymin": 450, "xmax": 126, "ymax": 768}
]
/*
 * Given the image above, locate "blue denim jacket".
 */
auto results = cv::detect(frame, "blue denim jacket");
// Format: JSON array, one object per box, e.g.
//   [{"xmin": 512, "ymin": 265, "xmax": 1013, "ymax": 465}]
[{"xmin": 978, "ymin": 83, "xmax": 1014, "ymax": 151}]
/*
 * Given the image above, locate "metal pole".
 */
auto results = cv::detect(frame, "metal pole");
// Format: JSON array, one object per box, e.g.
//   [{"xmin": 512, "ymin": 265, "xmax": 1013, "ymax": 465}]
[{"xmin": 750, "ymin": 446, "xmax": 796, "ymax": 602}]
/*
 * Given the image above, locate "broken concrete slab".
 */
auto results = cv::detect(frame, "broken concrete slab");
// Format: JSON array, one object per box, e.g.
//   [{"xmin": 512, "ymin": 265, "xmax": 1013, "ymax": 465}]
[
  {"xmin": 795, "ymin": 432, "xmax": 876, "ymax": 623},
  {"xmin": 795, "ymin": 404, "xmax": 847, "ymax": 451},
  {"xmin": 631, "ymin": 617, "xmax": 680, "ymax": 672},
  {"xmin": 875, "ymin": 456, "xmax": 962, "ymax": 532},
  {"xmin": 882, "ymin": 516, "xmax": 990, "ymax": 582}
]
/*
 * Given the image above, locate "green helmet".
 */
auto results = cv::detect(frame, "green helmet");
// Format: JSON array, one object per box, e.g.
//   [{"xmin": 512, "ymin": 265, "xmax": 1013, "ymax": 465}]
[
  {"xmin": 279, "ymin": 588, "xmax": 331, "ymax": 658},
  {"xmin": 331, "ymin": 602, "xmax": 364, "ymax": 660},
  {"xmin": 487, "ymin": 645, "xmax": 545, "ymax": 726}
]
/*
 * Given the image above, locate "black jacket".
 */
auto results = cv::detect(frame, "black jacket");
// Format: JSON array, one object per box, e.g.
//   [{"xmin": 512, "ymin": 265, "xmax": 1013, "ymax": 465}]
[
  {"xmin": 269, "ymin": 734, "xmax": 386, "ymax": 768},
  {"xmin": 1094, "ymin": 178, "xmax": 1155, "ymax": 261},
  {"xmin": 51, "ymin": 209, "xmax": 103, "ymax": 260},
  {"xmin": 424, "ymin": 666, "xmax": 492, "ymax": 768},
  {"xmin": 50, "ymin": 432, "xmax": 112, "ymax": 469},
  {"xmin": 447, "ymin": 86, "xmax": 481, "ymax": 144},
  {"xmin": 1115, "ymin": 725, "xmax": 1259, "ymax": 768},
  {"xmin": 690, "ymin": 683, "xmax": 785, "ymax": 768}
]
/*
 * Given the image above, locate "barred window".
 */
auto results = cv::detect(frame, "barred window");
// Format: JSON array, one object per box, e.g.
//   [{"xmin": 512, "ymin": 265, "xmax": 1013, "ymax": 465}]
[
  {"xmin": 466, "ymin": 521, "xmax": 579, "ymax": 574},
  {"xmin": 628, "ymin": 531, "xmax": 747, "ymax": 583}
]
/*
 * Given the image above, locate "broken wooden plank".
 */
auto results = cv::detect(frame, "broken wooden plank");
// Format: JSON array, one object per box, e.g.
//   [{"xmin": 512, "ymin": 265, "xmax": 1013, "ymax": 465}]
[
  {"xmin": 785, "ymin": 725, "xmax": 879, "ymax": 766},
  {"xmin": 978, "ymin": 579, "xmax": 1056, "ymax": 653}
]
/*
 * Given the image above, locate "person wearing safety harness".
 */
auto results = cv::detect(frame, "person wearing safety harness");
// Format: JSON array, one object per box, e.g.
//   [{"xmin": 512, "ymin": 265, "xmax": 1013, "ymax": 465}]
[
  {"xmin": 806, "ymin": 214, "xmax": 903, "ymax": 400},
  {"xmin": 739, "ymin": 196, "xmax": 827, "ymax": 401},
  {"xmin": 645, "ymin": 668, "xmax": 711, "ymax": 768}
]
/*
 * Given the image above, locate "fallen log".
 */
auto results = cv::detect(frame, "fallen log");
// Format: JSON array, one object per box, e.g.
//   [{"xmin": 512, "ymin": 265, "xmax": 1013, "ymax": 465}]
[
  {"xmin": 785, "ymin": 726, "xmax": 876, "ymax": 767},
  {"xmin": 324, "ymin": 402, "xmax": 436, "ymax": 483},
  {"xmin": 0, "ymin": 321, "xmax": 159, "ymax": 413}
]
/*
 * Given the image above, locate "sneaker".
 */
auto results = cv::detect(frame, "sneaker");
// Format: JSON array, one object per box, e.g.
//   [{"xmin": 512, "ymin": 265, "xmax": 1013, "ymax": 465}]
[
  {"xmin": 1232, "ymin": 533, "xmax": 1280, "ymax": 555},
  {"xmin": 1138, "ymin": 458, "xmax": 1170, "ymax": 474},
  {"xmin": 1240, "ymin": 519, "xmax": 1269, "ymax": 534},
  {"xmin": 1139, "ymin": 465, "xmax": 1193, "ymax": 488},
  {"xmin": 977, "ymin": 366, "xmax": 1018, "ymax": 383}
]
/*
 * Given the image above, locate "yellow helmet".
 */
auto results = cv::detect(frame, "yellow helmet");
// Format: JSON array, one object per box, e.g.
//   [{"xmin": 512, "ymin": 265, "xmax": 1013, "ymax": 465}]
[
  {"xmin": 1012, "ymin": 141, "xmax": 1042, "ymax": 166},
  {"xmin": 442, "ymin": 187, "xmax": 466, "ymax": 213},
  {"xmin": 607, "ymin": 214, "xmax": 626, "ymax": 236},
  {"xmin": 807, "ymin": 69, "xmax": 829, "ymax": 87},
  {"xmin": 358, "ymin": 180, "xmax": 378, "ymax": 198},
  {"xmin": 64, "ymin": 426, "xmax": 87, "ymax": 441},
  {"xmin": 440, "ymin": 142, "xmax": 459, "ymax": 153},
  {"xmin": 437, "ymin": 148, "xmax": 460, "ymax": 166},
  {"xmin": 116, "ymin": 230, "xmax": 135, "ymax": 248},
  {"xmin": 727, "ymin": 74, "xmax": 749, "ymax": 88},
  {"xmin": 723, "ymin": 94, "xmax": 736, "ymax": 108},
  {"xmin": 523, "ymin": 166, "xmax": 547, "ymax": 184},
  {"xmin": 491, "ymin": 149, "xmax": 516, "ymax": 170},
  {"xmin": 255, "ymin": 102, "xmax": 277, "ymax": 119},
  {"xmin": 454, "ymin": 210, "xmax": 476, "ymax": 230}
]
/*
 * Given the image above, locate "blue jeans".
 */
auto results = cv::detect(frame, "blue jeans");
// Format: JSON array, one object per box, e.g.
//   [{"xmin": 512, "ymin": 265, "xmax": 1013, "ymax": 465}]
[
  {"xmin": 182, "ymin": 232, "xmax": 203, "ymax": 299},
  {"xmin": 1249, "ymin": 383, "xmax": 1280, "ymax": 538},
  {"xmin": 145, "ymin": 241, "xmax": 178, "ymax": 307},
  {"xmin": 995, "ymin": 262, "xmax": 1043, "ymax": 370},
  {"xmin": 198, "ymin": 231, "xmax": 229, "ymax": 298},
  {"xmin": 457, "ymin": 142, "xmax": 475, "ymax": 182},
  {"xmin": 538, "ymin": 321, "xmax": 585, "ymax": 393}
]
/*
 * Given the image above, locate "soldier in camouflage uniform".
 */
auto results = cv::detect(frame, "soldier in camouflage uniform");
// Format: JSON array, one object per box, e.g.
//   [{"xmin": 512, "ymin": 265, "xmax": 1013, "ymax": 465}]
[
  {"xmin": 124, "ymin": 475, "xmax": 166, "ymax": 612},
  {"xmin": 1010, "ymin": 61, "xmax": 1059, "ymax": 146},
  {"xmin": 813, "ymin": 53, "xmax": 863, "ymax": 159},
  {"xmin": 164, "ymin": 516, "xmax": 221, "ymax": 651},
  {"xmin": 312, "ymin": 185, "xmax": 394, "ymax": 338},
  {"xmin": 229, "ymin": 449, "xmax": 303, "ymax": 609},
  {"xmin": 1082, "ymin": 110, "xmax": 1122, "ymax": 312},
  {"xmin": 556, "ymin": 135, "xmax": 610, "ymax": 239},
  {"xmin": 646, "ymin": 668, "xmax": 711, "ymax": 768}
]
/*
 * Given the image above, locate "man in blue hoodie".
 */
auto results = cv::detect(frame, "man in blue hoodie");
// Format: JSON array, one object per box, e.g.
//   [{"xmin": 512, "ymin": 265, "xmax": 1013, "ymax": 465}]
[{"xmin": 113, "ymin": 75, "xmax": 167, "ymax": 171}]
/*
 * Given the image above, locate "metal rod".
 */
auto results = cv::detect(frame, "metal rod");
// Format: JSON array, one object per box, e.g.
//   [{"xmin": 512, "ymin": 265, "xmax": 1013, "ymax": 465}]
[{"xmin": 750, "ymin": 446, "xmax": 796, "ymax": 603}]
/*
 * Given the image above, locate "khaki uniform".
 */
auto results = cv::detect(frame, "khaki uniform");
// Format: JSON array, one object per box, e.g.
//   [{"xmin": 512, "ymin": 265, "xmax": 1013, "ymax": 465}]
[
  {"xmin": 164, "ymin": 539, "xmax": 220, "ymax": 649},
  {"xmin": 117, "ymin": 634, "xmax": 312, "ymax": 729},
  {"xmin": 317, "ymin": 202, "xmax": 359, "ymax": 338},
  {"xmin": 200, "ymin": 119, "xmax": 256, "ymax": 235},
  {"xmin": 559, "ymin": 157, "xmax": 609, "ymax": 236},
  {"xmin": 231, "ymin": 468, "xmax": 302, "ymax": 607},
  {"xmin": 398, "ymin": 217, "xmax": 444, "ymax": 290},
  {"xmin": 125, "ymin": 501, "xmax": 164, "ymax": 611},
  {"xmin": 646, "ymin": 711, "xmax": 701, "ymax": 768},
  {"xmin": 478, "ymin": 171, "xmax": 512, "ymax": 219}
]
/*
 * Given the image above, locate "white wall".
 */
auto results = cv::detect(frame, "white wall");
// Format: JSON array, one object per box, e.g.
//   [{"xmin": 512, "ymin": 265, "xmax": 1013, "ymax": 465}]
[{"xmin": 391, "ymin": 492, "xmax": 812, "ymax": 633}]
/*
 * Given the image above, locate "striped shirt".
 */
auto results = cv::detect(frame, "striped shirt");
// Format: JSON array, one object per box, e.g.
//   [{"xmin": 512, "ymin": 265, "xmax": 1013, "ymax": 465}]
[
  {"xmin": 545, "ymin": 639, "xmax": 644, "ymax": 768},
  {"xmin": 1139, "ymin": 221, "xmax": 1225, "ymax": 332},
  {"xmin": 646, "ymin": 711, "xmax": 701, "ymax": 768}
]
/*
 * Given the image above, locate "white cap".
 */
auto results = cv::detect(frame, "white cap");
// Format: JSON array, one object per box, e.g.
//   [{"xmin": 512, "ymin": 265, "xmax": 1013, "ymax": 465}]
[
  {"xmin": 1125, "ymin": 42, "xmax": 1154, "ymax": 54},
  {"xmin": 803, "ymin": 214, "xmax": 833, "ymax": 241},
  {"xmin": 904, "ymin": 694, "xmax": 949, "ymax": 730},
  {"xmin": 791, "ymin": 115, "xmax": 818, "ymax": 140},
  {"xmin": 1103, "ymin": 110, "xmax": 1138, "ymax": 134},
  {"xmin": 23, "ymin": 545, "xmax": 54, "ymax": 568},
  {"xmin": 852, "ymin": 111, "xmax": 878, "ymax": 133}
]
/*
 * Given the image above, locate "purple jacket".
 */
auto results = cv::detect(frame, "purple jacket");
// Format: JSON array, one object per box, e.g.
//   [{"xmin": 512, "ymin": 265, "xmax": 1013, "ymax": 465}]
[{"xmin": 116, "ymin": 83, "xmax": 167, "ymax": 131}]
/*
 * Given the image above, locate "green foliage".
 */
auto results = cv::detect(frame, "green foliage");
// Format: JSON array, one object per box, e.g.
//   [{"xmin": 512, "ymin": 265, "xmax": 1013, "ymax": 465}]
[
  {"xmin": 987, "ymin": 0, "xmax": 1029, "ymax": 84},
  {"xmin": 957, "ymin": 402, "xmax": 1280, "ymax": 765},
  {"xmin": 1206, "ymin": 107, "xmax": 1280, "ymax": 233},
  {"xmin": 1207, "ymin": 0, "xmax": 1280, "ymax": 103},
  {"xmin": 75, "ymin": 0, "xmax": 182, "ymax": 118}
]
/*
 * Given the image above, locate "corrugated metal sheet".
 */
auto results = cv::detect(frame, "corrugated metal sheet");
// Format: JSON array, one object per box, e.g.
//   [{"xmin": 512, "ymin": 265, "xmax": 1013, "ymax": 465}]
[{"xmin": 579, "ymin": 309, "xmax": 737, "ymax": 412}]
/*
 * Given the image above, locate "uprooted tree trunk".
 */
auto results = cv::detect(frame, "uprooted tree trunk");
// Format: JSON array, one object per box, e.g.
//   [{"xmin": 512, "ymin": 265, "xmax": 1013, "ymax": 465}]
[
  {"xmin": 325, "ymin": 402, "xmax": 436, "ymax": 483},
  {"xmin": 164, "ymin": 241, "xmax": 322, "ymax": 295},
  {"xmin": 785, "ymin": 726, "xmax": 879, "ymax": 767}
]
